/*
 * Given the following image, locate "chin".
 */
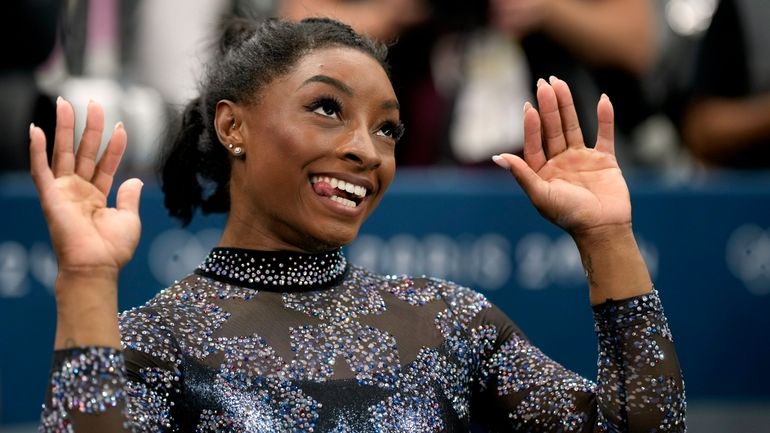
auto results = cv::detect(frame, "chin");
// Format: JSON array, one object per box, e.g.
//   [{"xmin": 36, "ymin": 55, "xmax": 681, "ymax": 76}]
[{"xmin": 300, "ymin": 228, "xmax": 358, "ymax": 253}]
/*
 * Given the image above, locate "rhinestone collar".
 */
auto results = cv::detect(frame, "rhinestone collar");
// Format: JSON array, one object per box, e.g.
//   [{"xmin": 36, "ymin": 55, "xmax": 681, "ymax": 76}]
[{"xmin": 195, "ymin": 247, "xmax": 349, "ymax": 292}]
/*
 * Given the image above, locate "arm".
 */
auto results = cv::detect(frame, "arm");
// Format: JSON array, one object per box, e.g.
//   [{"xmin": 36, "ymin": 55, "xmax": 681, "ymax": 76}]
[
  {"xmin": 474, "ymin": 293, "xmax": 684, "ymax": 432},
  {"xmin": 495, "ymin": 77, "xmax": 650, "ymax": 304},
  {"xmin": 677, "ymin": 0, "xmax": 770, "ymax": 166},
  {"xmin": 40, "ymin": 346, "xmax": 181, "ymax": 433},
  {"xmin": 31, "ymin": 98, "xmax": 142, "ymax": 350},
  {"xmin": 30, "ymin": 98, "xmax": 169, "ymax": 432},
  {"xmin": 681, "ymin": 93, "xmax": 770, "ymax": 165},
  {"xmin": 489, "ymin": 0, "xmax": 656, "ymax": 75},
  {"xmin": 487, "ymin": 77, "xmax": 685, "ymax": 430}
]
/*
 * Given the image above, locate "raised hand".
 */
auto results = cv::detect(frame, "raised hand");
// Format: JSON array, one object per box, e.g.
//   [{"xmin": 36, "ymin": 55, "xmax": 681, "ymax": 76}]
[
  {"xmin": 494, "ymin": 76, "xmax": 630, "ymax": 238},
  {"xmin": 495, "ymin": 77, "xmax": 651, "ymax": 303},
  {"xmin": 30, "ymin": 98, "xmax": 143, "ymax": 280}
]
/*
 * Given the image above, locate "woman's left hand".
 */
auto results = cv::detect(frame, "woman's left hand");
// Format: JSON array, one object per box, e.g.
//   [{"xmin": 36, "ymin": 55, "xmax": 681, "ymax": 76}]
[{"xmin": 494, "ymin": 77, "xmax": 630, "ymax": 239}]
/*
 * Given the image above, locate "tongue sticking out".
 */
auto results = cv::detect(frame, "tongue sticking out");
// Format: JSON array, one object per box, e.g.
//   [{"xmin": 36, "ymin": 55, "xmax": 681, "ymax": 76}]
[
  {"xmin": 312, "ymin": 180, "xmax": 358, "ymax": 202},
  {"xmin": 312, "ymin": 180, "xmax": 336, "ymax": 197}
]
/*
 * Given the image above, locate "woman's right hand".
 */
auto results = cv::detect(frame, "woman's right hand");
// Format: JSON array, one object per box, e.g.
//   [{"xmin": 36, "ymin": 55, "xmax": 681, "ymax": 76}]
[{"xmin": 30, "ymin": 97, "xmax": 143, "ymax": 287}]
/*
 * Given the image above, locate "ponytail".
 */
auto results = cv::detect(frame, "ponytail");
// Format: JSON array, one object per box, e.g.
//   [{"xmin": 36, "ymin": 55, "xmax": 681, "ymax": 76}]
[{"xmin": 159, "ymin": 97, "xmax": 230, "ymax": 226}]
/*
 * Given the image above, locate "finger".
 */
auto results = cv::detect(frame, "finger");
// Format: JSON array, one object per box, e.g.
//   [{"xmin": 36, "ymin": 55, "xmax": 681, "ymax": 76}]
[
  {"xmin": 75, "ymin": 100, "xmax": 105, "ymax": 181},
  {"xmin": 535, "ymin": 78, "xmax": 567, "ymax": 158},
  {"xmin": 92, "ymin": 122, "xmax": 127, "ymax": 196},
  {"xmin": 116, "ymin": 178, "xmax": 143, "ymax": 215},
  {"xmin": 595, "ymin": 94, "xmax": 615, "ymax": 155},
  {"xmin": 52, "ymin": 97, "xmax": 76, "ymax": 177},
  {"xmin": 29, "ymin": 124, "xmax": 55, "ymax": 192},
  {"xmin": 495, "ymin": 153, "xmax": 549, "ymax": 203},
  {"xmin": 550, "ymin": 76, "xmax": 584, "ymax": 149},
  {"xmin": 522, "ymin": 102, "xmax": 547, "ymax": 172}
]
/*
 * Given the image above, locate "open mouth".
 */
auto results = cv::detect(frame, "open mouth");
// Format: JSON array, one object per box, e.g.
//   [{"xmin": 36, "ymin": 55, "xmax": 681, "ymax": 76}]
[{"xmin": 310, "ymin": 176, "xmax": 369, "ymax": 209}]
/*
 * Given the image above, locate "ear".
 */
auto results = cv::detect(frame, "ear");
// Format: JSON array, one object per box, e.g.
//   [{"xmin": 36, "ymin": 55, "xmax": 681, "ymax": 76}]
[{"xmin": 214, "ymin": 100, "xmax": 244, "ymax": 150}]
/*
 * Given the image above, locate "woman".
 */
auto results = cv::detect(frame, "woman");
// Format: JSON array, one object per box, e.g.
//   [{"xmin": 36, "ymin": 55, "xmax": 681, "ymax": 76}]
[{"xmin": 31, "ymin": 18, "xmax": 685, "ymax": 432}]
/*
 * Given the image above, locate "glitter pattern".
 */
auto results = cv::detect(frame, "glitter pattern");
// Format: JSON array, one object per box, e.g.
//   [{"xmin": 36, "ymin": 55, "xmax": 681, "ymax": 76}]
[
  {"xmin": 40, "ymin": 248, "xmax": 685, "ymax": 432},
  {"xmin": 283, "ymin": 267, "xmax": 387, "ymax": 321},
  {"xmin": 198, "ymin": 248, "xmax": 348, "ymax": 288}
]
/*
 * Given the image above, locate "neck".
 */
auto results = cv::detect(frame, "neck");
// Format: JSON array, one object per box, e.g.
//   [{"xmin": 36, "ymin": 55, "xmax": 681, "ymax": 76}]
[
  {"xmin": 196, "ymin": 247, "xmax": 349, "ymax": 291},
  {"xmin": 219, "ymin": 212, "xmax": 338, "ymax": 253}
]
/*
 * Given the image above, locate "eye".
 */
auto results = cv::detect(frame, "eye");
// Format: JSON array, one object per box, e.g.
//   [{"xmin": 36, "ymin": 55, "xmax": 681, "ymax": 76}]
[
  {"xmin": 307, "ymin": 97, "xmax": 342, "ymax": 119},
  {"xmin": 376, "ymin": 121, "xmax": 405, "ymax": 142}
]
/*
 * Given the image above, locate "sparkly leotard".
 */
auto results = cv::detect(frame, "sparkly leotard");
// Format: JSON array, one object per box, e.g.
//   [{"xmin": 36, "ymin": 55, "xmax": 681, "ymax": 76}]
[{"xmin": 40, "ymin": 248, "xmax": 685, "ymax": 432}]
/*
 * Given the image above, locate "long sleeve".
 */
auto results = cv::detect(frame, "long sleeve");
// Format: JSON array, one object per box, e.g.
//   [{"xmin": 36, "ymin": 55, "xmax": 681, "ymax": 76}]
[
  {"xmin": 39, "ymin": 308, "xmax": 183, "ymax": 433},
  {"xmin": 37, "ymin": 254, "xmax": 686, "ymax": 432},
  {"xmin": 473, "ymin": 289, "xmax": 686, "ymax": 432}
]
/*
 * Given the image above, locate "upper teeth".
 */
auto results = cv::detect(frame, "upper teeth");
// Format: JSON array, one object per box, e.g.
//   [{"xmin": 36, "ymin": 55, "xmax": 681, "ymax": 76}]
[{"xmin": 311, "ymin": 176, "xmax": 368, "ymax": 198}]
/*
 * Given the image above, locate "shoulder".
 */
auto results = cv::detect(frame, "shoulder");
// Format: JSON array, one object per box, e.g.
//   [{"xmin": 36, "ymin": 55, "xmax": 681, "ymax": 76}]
[
  {"xmin": 118, "ymin": 273, "xmax": 256, "ymax": 362},
  {"xmin": 352, "ymin": 266, "xmax": 501, "ymax": 336},
  {"xmin": 352, "ymin": 265, "xmax": 489, "ymax": 307}
]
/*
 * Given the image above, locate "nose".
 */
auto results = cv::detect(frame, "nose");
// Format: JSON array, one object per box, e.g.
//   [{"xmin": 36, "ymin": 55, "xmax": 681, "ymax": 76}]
[{"xmin": 337, "ymin": 128, "xmax": 382, "ymax": 169}]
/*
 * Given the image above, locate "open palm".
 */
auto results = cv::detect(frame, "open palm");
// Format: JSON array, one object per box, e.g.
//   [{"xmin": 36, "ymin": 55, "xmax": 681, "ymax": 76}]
[
  {"xmin": 30, "ymin": 99, "xmax": 143, "ymax": 275},
  {"xmin": 497, "ymin": 77, "xmax": 630, "ymax": 235}
]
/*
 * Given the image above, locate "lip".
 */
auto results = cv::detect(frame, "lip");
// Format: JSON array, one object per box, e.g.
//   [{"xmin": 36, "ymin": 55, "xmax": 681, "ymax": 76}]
[{"xmin": 311, "ymin": 172, "xmax": 375, "ymax": 195}]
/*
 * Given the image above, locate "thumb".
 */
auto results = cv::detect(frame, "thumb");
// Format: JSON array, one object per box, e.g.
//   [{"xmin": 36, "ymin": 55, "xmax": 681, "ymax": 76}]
[
  {"xmin": 116, "ymin": 178, "xmax": 143, "ymax": 215},
  {"xmin": 495, "ymin": 153, "xmax": 548, "ymax": 202}
]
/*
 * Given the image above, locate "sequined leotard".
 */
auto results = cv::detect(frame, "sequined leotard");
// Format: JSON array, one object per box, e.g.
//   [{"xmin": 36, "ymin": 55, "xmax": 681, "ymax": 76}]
[{"xmin": 40, "ymin": 248, "xmax": 685, "ymax": 432}]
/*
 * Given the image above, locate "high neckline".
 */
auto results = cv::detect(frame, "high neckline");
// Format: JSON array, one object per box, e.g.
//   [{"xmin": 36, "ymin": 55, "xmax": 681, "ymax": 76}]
[{"xmin": 194, "ymin": 247, "xmax": 349, "ymax": 292}]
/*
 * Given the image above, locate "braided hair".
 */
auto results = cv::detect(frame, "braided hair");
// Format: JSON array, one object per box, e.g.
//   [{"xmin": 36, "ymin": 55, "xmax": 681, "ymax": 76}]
[{"xmin": 159, "ymin": 17, "xmax": 389, "ymax": 225}]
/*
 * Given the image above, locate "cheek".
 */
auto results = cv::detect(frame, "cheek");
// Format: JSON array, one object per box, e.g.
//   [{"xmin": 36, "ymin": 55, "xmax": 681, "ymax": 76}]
[
  {"xmin": 379, "ymin": 152, "xmax": 397, "ymax": 186},
  {"xmin": 271, "ymin": 123, "xmax": 332, "ymax": 162}
]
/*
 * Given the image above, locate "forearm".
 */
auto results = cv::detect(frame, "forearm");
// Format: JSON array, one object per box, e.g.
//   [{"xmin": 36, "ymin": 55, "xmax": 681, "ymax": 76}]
[
  {"xmin": 54, "ymin": 270, "xmax": 122, "ymax": 350},
  {"xmin": 682, "ymin": 94, "xmax": 770, "ymax": 164},
  {"xmin": 41, "ymin": 347, "xmax": 132, "ymax": 432},
  {"xmin": 541, "ymin": 0, "xmax": 655, "ymax": 74},
  {"xmin": 572, "ymin": 224, "xmax": 652, "ymax": 305},
  {"xmin": 44, "ymin": 291, "xmax": 179, "ymax": 431},
  {"xmin": 592, "ymin": 289, "xmax": 686, "ymax": 431}
]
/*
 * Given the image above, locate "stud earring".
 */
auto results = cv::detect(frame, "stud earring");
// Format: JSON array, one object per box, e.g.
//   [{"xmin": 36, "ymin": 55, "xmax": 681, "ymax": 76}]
[{"xmin": 226, "ymin": 143, "xmax": 243, "ymax": 156}]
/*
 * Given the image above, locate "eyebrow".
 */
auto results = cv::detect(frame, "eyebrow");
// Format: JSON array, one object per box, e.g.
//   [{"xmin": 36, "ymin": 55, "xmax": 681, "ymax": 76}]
[
  {"xmin": 299, "ymin": 74, "xmax": 400, "ymax": 111},
  {"xmin": 299, "ymin": 75, "xmax": 354, "ymax": 95},
  {"xmin": 381, "ymin": 100, "xmax": 400, "ymax": 111}
]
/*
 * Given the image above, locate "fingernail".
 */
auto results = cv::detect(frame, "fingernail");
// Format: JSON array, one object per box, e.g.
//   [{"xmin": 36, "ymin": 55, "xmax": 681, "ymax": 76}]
[
  {"xmin": 524, "ymin": 101, "xmax": 533, "ymax": 112},
  {"xmin": 537, "ymin": 78, "xmax": 547, "ymax": 87},
  {"xmin": 549, "ymin": 75, "xmax": 558, "ymax": 84},
  {"xmin": 492, "ymin": 155, "xmax": 511, "ymax": 170},
  {"xmin": 29, "ymin": 122, "xmax": 35, "ymax": 138},
  {"xmin": 114, "ymin": 121, "xmax": 124, "ymax": 130},
  {"xmin": 601, "ymin": 93, "xmax": 609, "ymax": 100},
  {"xmin": 56, "ymin": 96, "xmax": 63, "ymax": 106}
]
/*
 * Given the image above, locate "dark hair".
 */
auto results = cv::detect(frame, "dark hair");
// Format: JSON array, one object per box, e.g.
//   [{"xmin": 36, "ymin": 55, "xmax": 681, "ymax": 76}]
[{"xmin": 159, "ymin": 17, "xmax": 390, "ymax": 225}]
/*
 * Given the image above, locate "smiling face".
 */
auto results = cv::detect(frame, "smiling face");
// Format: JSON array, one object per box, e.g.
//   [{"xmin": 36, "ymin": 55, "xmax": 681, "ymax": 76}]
[{"xmin": 219, "ymin": 47, "xmax": 401, "ymax": 252}]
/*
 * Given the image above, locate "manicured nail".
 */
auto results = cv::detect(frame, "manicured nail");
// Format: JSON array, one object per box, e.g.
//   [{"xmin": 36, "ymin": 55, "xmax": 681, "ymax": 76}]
[
  {"xmin": 524, "ymin": 101, "xmax": 533, "ymax": 112},
  {"xmin": 600, "ymin": 93, "xmax": 609, "ymax": 100},
  {"xmin": 492, "ymin": 155, "xmax": 511, "ymax": 170},
  {"xmin": 114, "ymin": 121, "xmax": 124, "ymax": 130},
  {"xmin": 29, "ymin": 122, "xmax": 35, "ymax": 138},
  {"xmin": 56, "ymin": 96, "xmax": 64, "ymax": 105},
  {"xmin": 549, "ymin": 75, "xmax": 558, "ymax": 84},
  {"xmin": 537, "ymin": 78, "xmax": 547, "ymax": 87}
]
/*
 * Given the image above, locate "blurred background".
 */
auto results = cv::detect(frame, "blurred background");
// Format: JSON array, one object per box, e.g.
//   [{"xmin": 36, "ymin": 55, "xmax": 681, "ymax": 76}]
[{"xmin": 1, "ymin": 0, "xmax": 769, "ymax": 431}]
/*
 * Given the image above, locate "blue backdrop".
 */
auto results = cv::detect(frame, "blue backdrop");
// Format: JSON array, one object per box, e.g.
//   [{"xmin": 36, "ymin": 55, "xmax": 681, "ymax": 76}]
[{"xmin": 2, "ymin": 168, "xmax": 770, "ymax": 425}]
